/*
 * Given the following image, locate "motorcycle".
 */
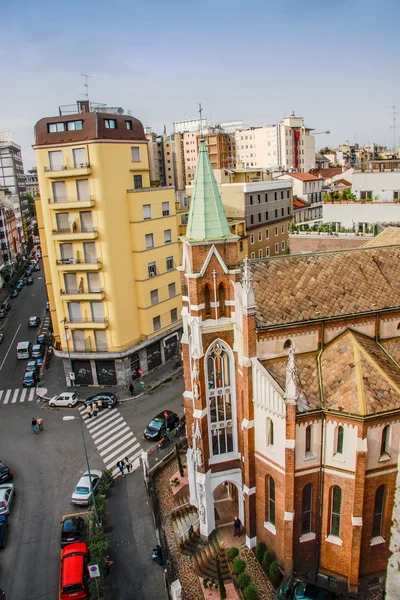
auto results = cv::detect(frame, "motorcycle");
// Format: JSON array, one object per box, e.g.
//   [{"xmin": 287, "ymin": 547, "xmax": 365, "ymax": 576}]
[{"xmin": 152, "ymin": 546, "xmax": 163, "ymax": 565}]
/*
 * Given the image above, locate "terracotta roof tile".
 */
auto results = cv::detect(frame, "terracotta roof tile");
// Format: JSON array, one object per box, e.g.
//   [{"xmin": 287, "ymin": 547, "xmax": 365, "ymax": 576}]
[
  {"xmin": 310, "ymin": 168, "xmax": 343, "ymax": 178},
  {"xmin": 284, "ymin": 173, "xmax": 320, "ymax": 182},
  {"xmin": 249, "ymin": 246, "xmax": 400, "ymax": 329},
  {"xmin": 293, "ymin": 198, "xmax": 310, "ymax": 208},
  {"xmin": 362, "ymin": 227, "xmax": 400, "ymax": 248}
]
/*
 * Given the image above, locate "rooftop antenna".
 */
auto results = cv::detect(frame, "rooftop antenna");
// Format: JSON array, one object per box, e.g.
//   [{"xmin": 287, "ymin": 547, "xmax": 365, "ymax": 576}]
[
  {"xmin": 198, "ymin": 103, "xmax": 204, "ymax": 138},
  {"xmin": 81, "ymin": 73, "xmax": 93, "ymax": 101},
  {"xmin": 390, "ymin": 105, "xmax": 399, "ymax": 150}
]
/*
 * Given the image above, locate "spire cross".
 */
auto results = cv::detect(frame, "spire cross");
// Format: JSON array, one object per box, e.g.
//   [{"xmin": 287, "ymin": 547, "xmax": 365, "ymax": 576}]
[{"xmin": 199, "ymin": 103, "xmax": 204, "ymax": 138}]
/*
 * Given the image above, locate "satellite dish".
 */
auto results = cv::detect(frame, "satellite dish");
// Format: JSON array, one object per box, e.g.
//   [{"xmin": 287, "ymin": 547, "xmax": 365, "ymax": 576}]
[
  {"xmin": 68, "ymin": 216, "xmax": 75, "ymax": 224},
  {"xmin": 127, "ymin": 110, "xmax": 132, "ymax": 116},
  {"xmin": 117, "ymin": 107, "xmax": 124, "ymax": 115}
]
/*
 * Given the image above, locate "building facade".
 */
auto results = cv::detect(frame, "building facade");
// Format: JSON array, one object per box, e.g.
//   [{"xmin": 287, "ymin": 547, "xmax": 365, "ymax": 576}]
[
  {"xmin": 182, "ymin": 143, "xmax": 400, "ymax": 597},
  {"xmin": 278, "ymin": 172, "xmax": 323, "ymax": 222},
  {"xmin": 34, "ymin": 101, "xmax": 182, "ymax": 387},
  {"xmin": 25, "ymin": 167, "xmax": 40, "ymax": 198}
]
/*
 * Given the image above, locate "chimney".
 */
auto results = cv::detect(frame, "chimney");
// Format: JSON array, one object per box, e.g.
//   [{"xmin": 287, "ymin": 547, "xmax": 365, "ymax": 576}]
[{"xmin": 77, "ymin": 100, "xmax": 90, "ymax": 113}]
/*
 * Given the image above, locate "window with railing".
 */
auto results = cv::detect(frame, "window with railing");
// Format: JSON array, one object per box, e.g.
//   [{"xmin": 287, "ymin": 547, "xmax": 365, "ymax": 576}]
[
  {"xmin": 153, "ymin": 315, "xmax": 161, "ymax": 331},
  {"xmin": 162, "ymin": 201, "xmax": 170, "ymax": 216},
  {"xmin": 150, "ymin": 289, "xmax": 159, "ymax": 305},
  {"xmin": 146, "ymin": 233, "xmax": 154, "ymax": 249},
  {"xmin": 148, "ymin": 261, "xmax": 157, "ymax": 277},
  {"xmin": 166, "ymin": 256, "xmax": 174, "ymax": 271}
]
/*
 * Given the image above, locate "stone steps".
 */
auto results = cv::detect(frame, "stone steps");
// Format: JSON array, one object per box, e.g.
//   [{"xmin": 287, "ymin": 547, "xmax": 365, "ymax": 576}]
[{"xmin": 191, "ymin": 531, "xmax": 231, "ymax": 582}]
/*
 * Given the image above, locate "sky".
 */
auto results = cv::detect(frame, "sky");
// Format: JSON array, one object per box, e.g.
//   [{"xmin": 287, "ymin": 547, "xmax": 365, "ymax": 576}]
[{"xmin": 1, "ymin": 0, "xmax": 400, "ymax": 167}]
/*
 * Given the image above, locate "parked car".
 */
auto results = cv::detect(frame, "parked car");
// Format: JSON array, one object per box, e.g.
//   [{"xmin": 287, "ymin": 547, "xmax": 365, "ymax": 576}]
[
  {"xmin": 60, "ymin": 541, "xmax": 88, "ymax": 600},
  {"xmin": 0, "ymin": 462, "xmax": 13, "ymax": 484},
  {"xmin": 0, "ymin": 310, "xmax": 6, "ymax": 319},
  {"xmin": 60, "ymin": 516, "xmax": 85, "ymax": 548},
  {"xmin": 46, "ymin": 301, "xmax": 50, "ymax": 311},
  {"xmin": 25, "ymin": 269, "xmax": 32, "ymax": 277},
  {"xmin": 34, "ymin": 264, "xmax": 40, "ymax": 272},
  {"xmin": 22, "ymin": 370, "xmax": 39, "ymax": 388},
  {"xmin": 28, "ymin": 316, "xmax": 40, "ymax": 327},
  {"xmin": 71, "ymin": 470, "xmax": 102, "ymax": 506},
  {"xmin": 85, "ymin": 393, "xmax": 118, "ymax": 410},
  {"xmin": 292, "ymin": 583, "xmax": 336, "ymax": 600},
  {"xmin": 143, "ymin": 410, "xmax": 180, "ymax": 441},
  {"xmin": 37, "ymin": 333, "xmax": 46, "ymax": 345},
  {"xmin": 0, "ymin": 515, "xmax": 8, "ymax": 549},
  {"xmin": 16, "ymin": 280, "xmax": 24, "ymax": 290},
  {"xmin": 1, "ymin": 302, "xmax": 10, "ymax": 312},
  {"xmin": 26, "ymin": 360, "xmax": 39, "ymax": 375},
  {"xmin": 31, "ymin": 344, "xmax": 43, "ymax": 358},
  {"xmin": 0, "ymin": 333, "xmax": 4, "ymax": 344},
  {"xmin": 10, "ymin": 289, "xmax": 18, "ymax": 298},
  {"xmin": 49, "ymin": 392, "xmax": 78, "ymax": 408},
  {"xmin": 26, "ymin": 277, "xmax": 34, "ymax": 285},
  {"xmin": 0, "ymin": 484, "xmax": 15, "ymax": 516}
]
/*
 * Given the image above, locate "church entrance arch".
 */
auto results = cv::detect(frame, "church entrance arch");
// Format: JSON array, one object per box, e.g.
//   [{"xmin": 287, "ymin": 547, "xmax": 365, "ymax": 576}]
[{"xmin": 210, "ymin": 471, "xmax": 244, "ymax": 533}]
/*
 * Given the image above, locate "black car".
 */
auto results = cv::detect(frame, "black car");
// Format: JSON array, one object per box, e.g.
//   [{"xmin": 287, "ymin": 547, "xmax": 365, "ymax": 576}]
[
  {"xmin": 10, "ymin": 289, "xmax": 18, "ymax": 298},
  {"xmin": 26, "ymin": 277, "xmax": 34, "ymax": 285},
  {"xmin": 1, "ymin": 303, "xmax": 10, "ymax": 312},
  {"xmin": 0, "ymin": 516, "xmax": 8, "ymax": 549},
  {"xmin": 60, "ymin": 516, "xmax": 85, "ymax": 548},
  {"xmin": 0, "ymin": 462, "xmax": 13, "ymax": 484},
  {"xmin": 37, "ymin": 333, "xmax": 46, "ymax": 345},
  {"xmin": 85, "ymin": 393, "xmax": 118, "ymax": 410},
  {"xmin": 22, "ymin": 370, "xmax": 39, "ymax": 388},
  {"xmin": 143, "ymin": 410, "xmax": 180, "ymax": 441}
]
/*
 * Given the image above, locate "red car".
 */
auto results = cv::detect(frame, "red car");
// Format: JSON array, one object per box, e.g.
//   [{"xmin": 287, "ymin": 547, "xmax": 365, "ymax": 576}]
[{"xmin": 60, "ymin": 542, "xmax": 88, "ymax": 599}]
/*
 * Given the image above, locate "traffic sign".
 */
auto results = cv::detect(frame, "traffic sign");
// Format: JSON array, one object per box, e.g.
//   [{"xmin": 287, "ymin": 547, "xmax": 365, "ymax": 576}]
[
  {"xmin": 88, "ymin": 564, "xmax": 100, "ymax": 578},
  {"xmin": 69, "ymin": 372, "xmax": 75, "ymax": 380}
]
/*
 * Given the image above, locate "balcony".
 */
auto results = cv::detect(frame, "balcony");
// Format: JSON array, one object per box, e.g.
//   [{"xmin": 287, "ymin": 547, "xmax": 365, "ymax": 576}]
[
  {"xmin": 44, "ymin": 163, "xmax": 91, "ymax": 178},
  {"xmin": 56, "ymin": 258, "xmax": 101, "ymax": 271},
  {"xmin": 65, "ymin": 316, "xmax": 108, "ymax": 330},
  {"xmin": 52, "ymin": 226, "xmax": 98, "ymax": 241},
  {"xmin": 48, "ymin": 196, "xmax": 95, "ymax": 210},
  {"xmin": 60, "ymin": 288, "xmax": 105, "ymax": 301}
]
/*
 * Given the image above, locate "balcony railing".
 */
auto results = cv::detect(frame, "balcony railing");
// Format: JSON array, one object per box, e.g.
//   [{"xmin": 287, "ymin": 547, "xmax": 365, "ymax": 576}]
[
  {"xmin": 44, "ymin": 163, "xmax": 90, "ymax": 172},
  {"xmin": 60, "ymin": 289, "xmax": 104, "ymax": 296},
  {"xmin": 52, "ymin": 226, "xmax": 98, "ymax": 235},
  {"xmin": 66, "ymin": 316, "xmax": 108, "ymax": 324},
  {"xmin": 56, "ymin": 258, "xmax": 101, "ymax": 266},
  {"xmin": 48, "ymin": 195, "xmax": 95, "ymax": 204}
]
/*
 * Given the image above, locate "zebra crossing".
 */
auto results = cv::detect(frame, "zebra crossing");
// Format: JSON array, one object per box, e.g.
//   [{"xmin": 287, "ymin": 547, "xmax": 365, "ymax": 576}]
[
  {"xmin": 0, "ymin": 388, "xmax": 41, "ymax": 404},
  {"xmin": 78, "ymin": 405, "xmax": 142, "ymax": 478}
]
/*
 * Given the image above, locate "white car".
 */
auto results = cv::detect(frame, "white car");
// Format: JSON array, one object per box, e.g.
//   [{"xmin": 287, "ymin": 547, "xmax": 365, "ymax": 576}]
[
  {"xmin": 71, "ymin": 470, "xmax": 103, "ymax": 505},
  {"xmin": 49, "ymin": 392, "xmax": 78, "ymax": 408}
]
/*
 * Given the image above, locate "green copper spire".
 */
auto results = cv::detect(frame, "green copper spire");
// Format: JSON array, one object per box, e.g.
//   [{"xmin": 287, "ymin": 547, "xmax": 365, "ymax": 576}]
[{"xmin": 185, "ymin": 139, "xmax": 235, "ymax": 241}]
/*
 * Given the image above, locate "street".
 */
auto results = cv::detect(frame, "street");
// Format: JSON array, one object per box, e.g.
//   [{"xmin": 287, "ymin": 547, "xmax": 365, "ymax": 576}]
[{"xmin": 0, "ymin": 271, "xmax": 185, "ymax": 599}]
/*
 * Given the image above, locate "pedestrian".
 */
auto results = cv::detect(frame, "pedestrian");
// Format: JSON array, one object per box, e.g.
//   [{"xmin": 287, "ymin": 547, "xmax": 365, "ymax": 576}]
[
  {"xmin": 129, "ymin": 382, "xmax": 134, "ymax": 396},
  {"xmin": 92, "ymin": 403, "xmax": 98, "ymax": 417},
  {"xmin": 97, "ymin": 399, "xmax": 102, "ymax": 413},
  {"xmin": 233, "ymin": 516, "xmax": 241, "ymax": 537},
  {"xmin": 31, "ymin": 417, "xmax": 39, "ymax": 435},
  {"xmin": 37, "ymin": 417, "xmax": 44, "ymax": 431},
  {"xmin": 117, "ymin": 459, "xmax": 125, "ymax": 477},
  {"xmin": 85, "ymin": 404, "xmax": 92, "ymax": 418},
  {"xmin": 124, "ymin": 456, "xmax": 132, "ymax": 473}
]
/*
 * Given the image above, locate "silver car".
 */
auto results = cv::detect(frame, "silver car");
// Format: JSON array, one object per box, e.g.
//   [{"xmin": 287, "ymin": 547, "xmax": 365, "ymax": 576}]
[
  {"xmin": 0, "ymin": 483, "xmax": 15, "ymax": 516},
  {"xmin": 71, "ymin": 470, "xmax": 102, "ymax": 506}
]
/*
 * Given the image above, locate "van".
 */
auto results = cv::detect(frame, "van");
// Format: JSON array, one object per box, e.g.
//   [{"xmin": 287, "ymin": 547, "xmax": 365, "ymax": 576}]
[
  {"xmin": 16, "ymin": 341, "xmax": 31, "ymax": 360},
  {"xmin": 60, "ymin": 542, "xmax": 88, "ymax": 599}
]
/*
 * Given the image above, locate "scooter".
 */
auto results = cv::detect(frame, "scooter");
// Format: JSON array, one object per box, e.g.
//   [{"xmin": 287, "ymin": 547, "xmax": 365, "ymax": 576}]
[{"xmin": 152, "ymin": 546, "xmax": 163, "ymax": 565}]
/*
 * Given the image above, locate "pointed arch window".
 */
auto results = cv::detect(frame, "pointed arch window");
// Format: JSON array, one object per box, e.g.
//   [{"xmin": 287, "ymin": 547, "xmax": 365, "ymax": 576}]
[
  {"xmin": 266, "ymin": 418, "xmax": 274, "ymax": 446},
  {"xmin": 267, "ymin": 476, "xmax": 276, "ymax": 526},
  {"xmin": 218, "ymin": 283, "xmax": 226, "ymax": 316},
  {"xmin": 206, "ymin": 341, "xmax": 234, "ymax": 456},
  {"xmin": 380, "ymin": 425, "xmax": 390, "ymax": 456},
  {"xmin": 372, "ymin": 485, "xmax": 385, "ymax": 538},
  {"xmin": 305, "ymin": 425, "xmax": 312, "ymax": 454},
  {"xmin": 204, "ymin": 285, "xmax": 211, "ymax": 317},
  {"xmin": 330, "ymin": 486, "xmax": 342, "ymax": 537},
  {"xmin": 336, "ymin": 426, "xmax": 344, "ymax": 454},
  {"xmin": 301, "ymin": 484, "xmax": 312, "ymax": 534}
]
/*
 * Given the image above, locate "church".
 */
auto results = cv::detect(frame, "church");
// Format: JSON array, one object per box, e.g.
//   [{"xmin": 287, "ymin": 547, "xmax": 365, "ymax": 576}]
[{"xmin": 180, "ymin": 139, "xmax": 400, "ymax": 597}]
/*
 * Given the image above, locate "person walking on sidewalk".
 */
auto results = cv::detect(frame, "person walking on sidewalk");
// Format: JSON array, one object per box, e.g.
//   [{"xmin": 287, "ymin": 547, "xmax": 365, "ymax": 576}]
[
  {"xmin": 97, "ymin": 399, "xmax": 102, "ymax": 413},
  {"xmin": 117, "ymin": 459, "xmax": 125, "ymax": 477},
  {"xmin": 129, "ymin": 383, "xmax": 134, "ymax": 396},
  {"xmin": 86, "ymin": 404, "xmax": 92, "ymax": 418},
  {"xmin": 31, "ymin": 417, "xmax": 39, "ymax": 434},
  {"xmin": 124, "ymin": 456, "xmax": 132, "ymax": 473},
  {"xmin": 92, "ymin": 403, "xmax": 98, "ymax": 417},
  {"xmin": 233, "ymin": 516, "xmax": 242, "ymax": 537},
  {"xmin": 37, "ymin": 417, "xmax": 44, "ymax": 431}
]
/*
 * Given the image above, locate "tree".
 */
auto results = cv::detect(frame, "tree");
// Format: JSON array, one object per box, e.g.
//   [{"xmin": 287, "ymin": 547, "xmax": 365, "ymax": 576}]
[
  {"xmin": 255, "ymin": 541, "xmax": 266, "ymax": 563},
  {"xmin": 26, "ymin": 193, "xmax": 36, "ymax": 218},
  {"xmin": 176, "ymin": 443, "xmax": 184, "ymax": 478},
  {"xmin": 216, "ymin": 555, "xmax": 226, "ymax": 600}
]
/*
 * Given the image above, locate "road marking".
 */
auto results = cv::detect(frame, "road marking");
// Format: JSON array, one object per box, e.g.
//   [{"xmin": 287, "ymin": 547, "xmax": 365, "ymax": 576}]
[
  {"xmin": 0, "ymin": 391, "xmax": 3, "ymax": 402},
  {"xmin": 102, "ymin": 437, "xmax": 139, "ymax": 463},
  {"xmin": 3, "ymin": 390, "xmax": 11, "ymax": 404},
  {"xmin": 91, "ymin": 416, "xmax": 123, "ymax": 439},
  {"xmin": 20, "ymin": 389, "xmax": 27, "ymax": 403},
  {"xmin": 28, "ymin": 388, "xmax": 36, "ymax": 401},
  {"xmin": 96, "ymin": 423, "xmax": 129, "ymax": 447},
  {"xmin": 110, "ymin": 448, "xmax": 142, "ymax": 474},
  {"xmin": 11, "ymin": 389, "xmax": 19, "ymax": 403},
  {"xmin": 85, "ymin": 409, "xmax": 118, "ymax": 429},
  {"xmin": 99, "ymin": 431, "xmax": 134, "ymax": 457},
  {"xmin": 0, "ymin": 324, "xmax": 21, "ymax": 372}
]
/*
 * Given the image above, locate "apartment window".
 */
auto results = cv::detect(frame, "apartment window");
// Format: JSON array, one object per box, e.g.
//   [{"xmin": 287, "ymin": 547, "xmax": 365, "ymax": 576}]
[
  {"xmin": 60, "ymin": 243, "xmax": 74, "ymax": 262},
  {"xmin": 148, "ymin": 261, "xmax": 157, "ymax": 277},
  {"xmin": 153, "ymin": 315, "xmax": 161, "ymax": 331},
  {"xmin": 67, "ymin": 120, "xmax": 83, "ymax": 131},
  {"xmin": 282, "ymin": 241, "xmax": 285, "ymax": 251},
  {"xmin": 267, "ymin": 477, "xmax": 276, "ymax": 525},
  {"xmin": 336, "ymin": 426, "xmax": 344, "ymax": 454},
  {"xmin": 372, "ymin": 485, "xmax": 385, "ymax": 538},
  {"xmin": 87, "ymin": 272, "xmax": 101, "ymax": 293},
  {"xmin": 381, "ymin": 425, "xmax": 390, "ymax": 456},
  {"xmin": 76, "ymin": 179, "xmax": 90, "ymax": 201},
  {"xmin": 145, "ymin": 233, "xmax": 154, "ymax": 249},
  {"xmin": 258, "ymin": 249, "xmax": 263, "ymax": 258},
  {"xmin": 301, "ymin": 484, "xmax": 312, "ymax": 535},
  {"xmin": 48, "ymin": 122, "xmax": 65, "ymax": 133},
  {"xmin": 250, "ymin": 215, "xmax": 254, "ymax": 225},
  {"xmin": 275, "ymin": 226, "xmax": 278, "ymax": 236},
  {"xmin": 258, "ymin": 231, "xmax": 262, "ymax": 242},
  {"xmin": 166, "ymin": 256, "xmax": 174, "ymax": 271},
  {"xmin": 164, "ymin": 229, "xmax": 172, "ymax": 244},
  {"xmin": 275, "ymin": 243, "xmax": 279, "ymax": 253},
  {"xmin": 134, "ymin": 174, "xmax": 143, "ymax": 189},
  {"xmin": 171, "ymin": 308, "xmax": 178, "ymax": 322},
  {"xmin": 83, "ymin": 242, "xmax": 97, "ymax": 264},
  {"xmin": 281, "ymin": 191, "xmax": 284, "ymax": 199},
  {"xmin": 131, "ymin": 147, "xmax": 141, "ymax": 162},
  {"xmin": 104, "ymin": 119, "xmax": 117, "ymax": 129},
  {"xmin": 125, "ymin": 120, "xmax": 132, "ymax": 130},
  {"xmin": 266, "ymin": 246, "xmax": 270, "ymax": 257},
  {"xmin": 251, "ymin": 252, "xmax": 255, "ymax": 259},
  {"xmin": 265, "ymin": 229, "xmax": 269, "ymax": 240},
  {"xmin": 274, "ymin": 192, "xmax": 277, "ymax": 201},
  {"xmin": 168, "ymin": 282, "xmax": 176, "ymax": 298},
  {"xmin": 305, "ymin": 425, "xmax": 312, "ymax": 454},
  {"xmin": 150, "ymin": 289, "xmax": 159, "ymax": 305},
  {"xmin": 95, "ymin": 330, "xmax": 108, "ymax": 352},
  {"xmin": 249, "ymin": 195, "xmax": 253, "ymax": 205},
  {"xmin": 393, "ymin": 191, "xmax": 400, "ymax": 200},
  {"xmin": 257, "ymin": 194, "xmax": 261, "ymax": 204},
  {"xmin": 52, "ymin": 181, "xmax": 66, "ymax": 203},
  {"xmin": 287, "ymin": 206, "xmax": 290, "ymax": 215},
  {"xmin": 250, "ymin": 233, "xmax": 255, "ymax": 245},
  {"xmin": 281, "ymin": 224, "xmax": 285, "ymax": 234},
  {"xmin": 48, "ymin": 150, "xmax": 63, "ymax": 171},
  {"xmin": 258, "ymin": 213, "xmax": 261, "ymax": 223},
  {"xmin": 73, "ymin": 148, "xmax": 87, "ymax": 168},
  {"xmin": 162, "ymin": 201, "xmax": 170, "ymax": 216},
  {"xmin": 72, "ymin": 330, "xmax": 85, "ymax": 351},
  {"xmin": 64, "ymin": 273, "xmax": 78, "ymax": 294},
  {"xmin": 56, "ymin": 212, "xmax": 70, "ymax": 230},
  {"xmin": 265, "ymin": 211, "xmax": 269, "ymax": 221},
  {"xmin": 287, "ymin": 190, "xmax": 290, "ymax": 198},
  {"xmin": 239, "ymin": 241, "xmax": 243, "ymax": 251},
  {"xmin": 281, "ymin": 208, "xmax": 284, "ymax": 217},
  {"xmin": 91, "ymin": 301, "xmax": 104, "ymax": 322},
  {"xmin": 330, "ymin": 486, "xmax": 342, "ymax": 537},
  {"xmin": 360, "ymin": 191, "xmax": 372, "ymax": 199},
  {"xmin": 80, "ymin": 211, "xmax": 93, "ymax": 232},
  {"xmin": 143, "ymin": 204, "xmax": 152, "ymax": 220},
  {"xmin": 68, "ymin": 302, "xmax": 82, "ymax": 323}
]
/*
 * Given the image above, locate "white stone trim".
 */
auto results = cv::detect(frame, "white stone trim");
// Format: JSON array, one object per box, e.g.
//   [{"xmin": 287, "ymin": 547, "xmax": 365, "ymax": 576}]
[
  {"xmin": 241, "ymin": 419, "xmax": 254, "ymax": 430},
  {"xmin": 183, "ymin": 391, "xmax": 193, "ymax": 400},
  {"xmin": 366, "ymin": 467, "xmax": 398, "ymax": 478},
  {"xmin": 190, "ymin": 303, "xmax": 205, "ymax": 311},
  {"xmin": 209, "ymin": 451, "xmax": 241, "ymax": 465},
  {"xmin": 295, "ymin": 467, "xmax": 320, "ymax": 477},
  {"xmin": 299, "ymin": 532, "xmax": 316, "ymax": 543},
  {"xmin": 264, "ymin": 521, "xmax": 276, "ymax": 535},
  {"xmin": 246, "ymin": 535, "xmax": 257, "ymax": 549},
  {"xmin": 352, "ymin": 516, "xmax": 363, "ymax": 526},
  {"xmin": 370, "ymin": 536, "xmax": 386, "ymax": 546},
  {"xmin": 324, "ymin": 467, "xmax": 354, "ymax": 480},
  {"xmin": 325, "ymin": 535, "xmax": 343, "ymax": 546},
  {"xmin": 225, "ymin": 300, "xmax": 235, "ymax": 307},
  {"xmin": 378, "ymin": 453, "xmax": 391, "ymax": 463},
  {"xmin": 357, "ymin": 437, "xmax": 368, "ymax": 453},
  {"xmin": 243, "ymin": 485, "xmax": 256, "ymax": 495},
  {"xmin": 284, "ymin": 511, "xmax": 294, "ymax": 521},
  {"xmin": 182, "ymin": 296, "xmax": 189, "ymax": 303},
  {"xmin": 285, "ymin": 439, "xmax": 295, "ymax": 449},
  {"xmin": 332, "ymin": 452, "xmax": 345, "ymax": 463},
  {"xmin": 193, "ymin": 407, "xmax": 207, "ymax": 419},
  {"xmin": 255, "ymin": 452, "xmax": 286, "ymax": 475}
]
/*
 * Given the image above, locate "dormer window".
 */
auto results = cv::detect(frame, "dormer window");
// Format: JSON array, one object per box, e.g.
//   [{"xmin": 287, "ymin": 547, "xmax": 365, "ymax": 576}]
[
  {"xmin": 104, "ymin": 119, "xmax": 117, "ymax": 129},
  {"xmin": 67, "ymin": 120, "xmax": 83, "ymax": 131},
  {"xmin": 125, "ymin": 120, "xmax": 132, "ymax": 130},
  {"xmin": 48, "ymin": 122, "xmax": 65, "ymax": 133}
]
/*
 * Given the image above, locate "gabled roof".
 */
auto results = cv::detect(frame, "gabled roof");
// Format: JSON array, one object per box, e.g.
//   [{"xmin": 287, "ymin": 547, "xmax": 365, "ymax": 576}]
[
  {"xmin": 249, "ymin": 245, "xmax": 400, "ymax": 329},
  {"xmin": 310, "ymin": 167, "xmax": 343, "ymax": 179},
  {"xmin": 293, "ymin": 197, "xmax": 310, "ymax": 208},
  {"xmin": 184, "ymin": 139, "xmax": 236, "ymax": 242},
  {"xmin": 334, "ymin": 179, "xmax": 352, "ymax": 187},
  {"xmin": 362, "ymin": 227, "xmax": 400, "ymax": 248},
  {"xmin": 262, "ymin": 330, "xmax": 400, "ymax": 416},
  {"xmin": 282, "ymin": 172, "xmax": 320, "ymax": 182}
]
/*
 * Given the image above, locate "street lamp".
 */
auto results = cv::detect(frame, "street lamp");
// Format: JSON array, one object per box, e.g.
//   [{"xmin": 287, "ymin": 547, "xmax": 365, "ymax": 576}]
[
  {"xmin": 63, "ymin": 416, "xmax": 100, "ymax": 525},
  {"xmin": 60, "ymin": 318, "xmax": 74, "ymax": 387}
]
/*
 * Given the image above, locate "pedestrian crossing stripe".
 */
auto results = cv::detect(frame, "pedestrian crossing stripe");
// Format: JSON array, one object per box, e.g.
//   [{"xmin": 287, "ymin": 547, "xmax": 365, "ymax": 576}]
[
  {"xmin": 0, "ymin": 388, "xmax": 39, "ymax": 403},
  {"xmin": 78, "ymin": 405, "xmax": 143, "ymax": 477}
]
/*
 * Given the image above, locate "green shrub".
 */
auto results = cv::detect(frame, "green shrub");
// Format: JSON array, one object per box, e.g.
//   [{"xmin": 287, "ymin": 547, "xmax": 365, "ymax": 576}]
[
  {"xmin": 262, "ymin": 551, "xmax": 274, "ymax": 574},
  {"xmin": 203, "ymin": 578, "xmax": 209, "ymax": 589},
  {"xmin": 176, "ymin": 443, "xmax": 184, "ymax": 478},
  {"xmin": 255, "ymin": 541, "xmax": 266, "ymax": 563},
  {"xmin": 243, "ymin": 584, "xmax": 258, "ymax": 600},
  {"xmin": 216, "ymin": 555, "xmax": 226, "ymax": 599},
  {"xmin": 232, "ymin": 558, "xmax": 246, "ymax": 574},
  {"xmin": 269, "ymin": 560, "xmax": 281, "ymax": 586},
  {"xmin": 237, "ymin": 572, "xmax": 251, "ymax": 589},
  {"xmin": 227, "ymin": 546, "xmax": 239, "ymax": 559}
]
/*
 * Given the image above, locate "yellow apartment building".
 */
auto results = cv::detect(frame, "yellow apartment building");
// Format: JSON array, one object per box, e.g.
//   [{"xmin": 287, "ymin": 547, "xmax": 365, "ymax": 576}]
[{"xmin": 34, "ymin": 101, "xmax": 182, "ymax": 387}]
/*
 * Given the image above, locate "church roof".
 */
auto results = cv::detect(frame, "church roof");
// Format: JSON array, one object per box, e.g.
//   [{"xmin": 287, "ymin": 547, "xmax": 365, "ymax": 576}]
[
  {"xmin": 184, "ymin": 139, "xmax": 236, "ymax": 242},
  {"xmin": 362, "ymin": 227, "xmax": 400, "ymax": 248},
  {"xmin": 262, "ymin": 330, "xmax": 400, "ymax": 416},
  {"xmin": 250, "ymin": 245, "xmax": 400, "ymax": 329}
]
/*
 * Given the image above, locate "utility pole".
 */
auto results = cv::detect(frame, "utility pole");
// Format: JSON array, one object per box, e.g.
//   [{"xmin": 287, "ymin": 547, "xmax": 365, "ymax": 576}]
[
  {"xmin": 198, "ymin": 103, "xmax": 204, "ymax": 137},
  {"xmin": 390, "ymin": 105, "xmax": 398, "ymax": 151}
]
